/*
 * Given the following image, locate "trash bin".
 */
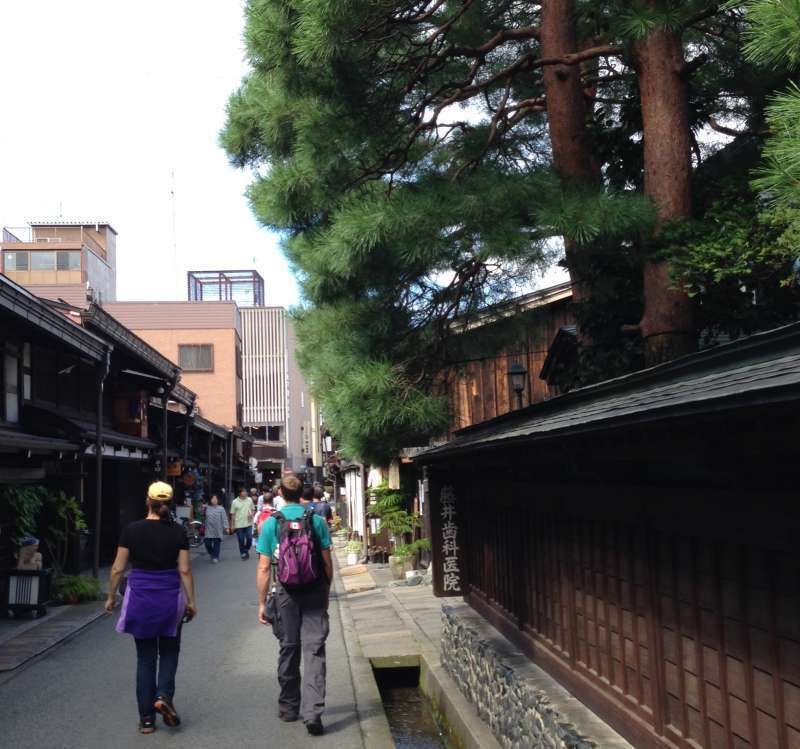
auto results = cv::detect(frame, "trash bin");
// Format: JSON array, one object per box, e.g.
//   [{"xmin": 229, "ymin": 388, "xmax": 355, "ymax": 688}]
[{"xmin": 1, "ymin": 569, "xmax": 52, "ymax": 618}]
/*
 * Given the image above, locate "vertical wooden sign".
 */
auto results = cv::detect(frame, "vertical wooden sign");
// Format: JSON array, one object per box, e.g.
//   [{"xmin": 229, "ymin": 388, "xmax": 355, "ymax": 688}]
[{"xmin": 428, "ymin": 467, "xmax": 466, "ymax": 597}]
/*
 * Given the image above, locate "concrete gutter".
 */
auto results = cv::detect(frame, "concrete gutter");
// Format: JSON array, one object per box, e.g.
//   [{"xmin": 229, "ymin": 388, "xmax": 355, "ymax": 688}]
[
  {"xmin": 331, "ymin": 551, "xmax": 395, "ymax": 748},
  {"xmin": 381, "ymin": 584, "xmax": 501, "ymax": 749}
]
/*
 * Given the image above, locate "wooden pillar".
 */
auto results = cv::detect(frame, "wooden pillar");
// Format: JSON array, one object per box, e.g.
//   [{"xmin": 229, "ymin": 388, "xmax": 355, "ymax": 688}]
[{"xmin": 92, "ymin": 349, "xmax": 110, "ymax": 578}]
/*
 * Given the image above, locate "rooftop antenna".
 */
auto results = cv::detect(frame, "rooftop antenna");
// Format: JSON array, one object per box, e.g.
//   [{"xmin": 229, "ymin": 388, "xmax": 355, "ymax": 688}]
[{"xmin": 170, "ymin": 169, "xmax": 178, "ymax": 299}]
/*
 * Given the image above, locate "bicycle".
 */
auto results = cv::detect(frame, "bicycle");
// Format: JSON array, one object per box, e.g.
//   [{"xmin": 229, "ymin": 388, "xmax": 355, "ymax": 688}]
[{"xmin": 181, "ymin": 519, "xmax": 203, "ymax": 548}]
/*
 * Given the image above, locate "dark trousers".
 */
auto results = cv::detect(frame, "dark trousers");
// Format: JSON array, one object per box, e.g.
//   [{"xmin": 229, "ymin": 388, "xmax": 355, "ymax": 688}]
[
  {"xmin": 204, "ymin": 537, "xmax": 221, "ymax": 559},
  {"xmin": 235, "ymin": 526, "xmax": 252, "ymax": 555},
  {"xmin": 134, "ymin": 628, "xmax": 181, "ymax": 719},
  {"xmin": 276, "ymin": 584, "xmax": 330, "ymax": 723}
]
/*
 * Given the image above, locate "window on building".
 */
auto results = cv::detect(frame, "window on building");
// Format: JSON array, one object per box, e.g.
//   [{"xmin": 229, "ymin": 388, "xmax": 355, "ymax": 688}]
[
  {"xmin": 30, "ymin": 251, "xmax": 56, "ymax": 271},
  {"xmin": 56, "ymin": 251, "xmax": 81, "ymax": 271},
  {"xmin": 267, "ymin": 425, "xmax": 282, "ymax": 442},
  {"xmin": 178, "ymin": 344, "xmax": 214, "ymax": 372},
  {"xmin": 3, "ymin": 345, "xmax": 20, "ymax": 423},
  {"xmin": 4, "ymin": 251, "xmax": 29, "ymax": 272},
  {"xmin": 22, "ymin": 343, "xmax": 31, "ymax": 401}
]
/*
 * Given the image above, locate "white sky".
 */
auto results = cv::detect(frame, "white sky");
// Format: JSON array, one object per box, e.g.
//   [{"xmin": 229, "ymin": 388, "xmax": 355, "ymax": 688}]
[{"xmin": 0, "ymin": 1, "xmax": 299, "ymax": 307}]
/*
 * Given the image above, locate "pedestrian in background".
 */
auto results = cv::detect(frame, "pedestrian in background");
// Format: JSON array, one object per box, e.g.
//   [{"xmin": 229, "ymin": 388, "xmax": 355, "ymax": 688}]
[
  {"xmin": 314, "ymin": 488, "xmax": 333, "ymax": 527},
  {"xmin": 300, "ymin": 484, "xmax": 317, "ymax": 513},
  {"xmin": 203, "ymin": 494, "xmax": 228, "ymax": 563},
  {"xmin": 254, "ymin": 492, "xmax": 274, "ymax": 539},
  {"xmin": 105, "ymin": 481, "xmax": 197, "ymax": 734},
  {"xmin": 257, "ymin": 475, "xmax": 333, "ymax": 736},
  {"xmin": 274, "ymin": 483, "xmax": 287, "ymax": 512},
  {"xmin": 230, "ymin": 487, "xmax": 255, "ymax": 560}
]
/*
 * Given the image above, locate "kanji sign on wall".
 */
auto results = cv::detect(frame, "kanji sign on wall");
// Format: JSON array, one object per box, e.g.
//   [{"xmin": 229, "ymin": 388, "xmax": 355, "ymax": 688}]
[{"xmin": 430, "ymin": 477, "xmax": 465, "ymax": 598}]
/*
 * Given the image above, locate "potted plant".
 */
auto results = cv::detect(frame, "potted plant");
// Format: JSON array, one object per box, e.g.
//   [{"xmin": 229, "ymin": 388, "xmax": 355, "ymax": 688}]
[
  {"xmin": 52, "ymin": 575, "xmax": 101, "ymax": 605},
  {"xmin": 393, "ymin": 539, "xmax": 432, "ymax": 578},
  {"xmin": 345, "ymin": 540, "xmax": 362, "ymax": 566},
  {"xmin": 0, "ymin": 486, "xmax": 89, "ymax": 617}
]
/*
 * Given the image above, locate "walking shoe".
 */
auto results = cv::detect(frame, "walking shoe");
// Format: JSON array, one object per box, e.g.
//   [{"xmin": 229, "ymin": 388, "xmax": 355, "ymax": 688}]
[
  {"xmin": 306, "ymin": 720, "xmax": 324, "ymax": 736},
  {"xmin": 154, "ymin": 696, "xmax": 181, "ymax": 727},
  {"xmin": 279, "ymin": 711, "xmax": 298, "ymax": 723},
  {"xmin": 244, "ymin": 551, "xmax": 250, "ymax": 560},
  {"xmin": 211, "ymin": 558, "xmax": 219, "ymax": 564},
  {"xmin": 138, "ymin": 716, "xmax": 156, "ymax": 734},
  {"xmin": 241, "ymin": 554, "xmax": 247, "ymax": 560}
]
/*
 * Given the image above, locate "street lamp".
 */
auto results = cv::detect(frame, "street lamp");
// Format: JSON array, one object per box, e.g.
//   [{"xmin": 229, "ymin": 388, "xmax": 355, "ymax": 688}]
[
  {"xmin": 508, "ymin": 361, "xmax": 528, "ymax": 410},
  {"xmin": 323, "ymin": 431, "xmax": 333, "ymax": 454}
]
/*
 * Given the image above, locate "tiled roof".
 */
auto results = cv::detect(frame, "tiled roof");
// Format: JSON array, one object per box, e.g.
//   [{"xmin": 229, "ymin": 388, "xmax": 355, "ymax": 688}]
[{"xmin": 420, "ymin": 321, "xmax": 800, "ymax": 460}]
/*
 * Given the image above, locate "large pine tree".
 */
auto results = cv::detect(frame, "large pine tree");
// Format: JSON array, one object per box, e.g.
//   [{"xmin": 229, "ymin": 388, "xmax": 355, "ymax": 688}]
[{"xmin": 222, "ymin": 0, "xmax": 795, "ymax": 461}]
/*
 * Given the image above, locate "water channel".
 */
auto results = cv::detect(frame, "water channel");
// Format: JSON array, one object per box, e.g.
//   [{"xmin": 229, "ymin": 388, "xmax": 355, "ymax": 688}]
[{"xmin": 374, "ymin": 665, "xmax": 448, "ymax": 748}]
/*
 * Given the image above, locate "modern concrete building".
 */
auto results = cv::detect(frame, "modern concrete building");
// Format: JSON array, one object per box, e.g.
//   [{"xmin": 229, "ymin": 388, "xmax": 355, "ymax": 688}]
[
  {"xmin": 101, "ymin": 301, "xmax": 243, "ymax": 430},
  {"xmin": 239, "ymin": 305, "xmax": 316, "ymax": 480},
  {"xmin": 2, "ymin": 219, "xmax": 117, "ymax": 305}
]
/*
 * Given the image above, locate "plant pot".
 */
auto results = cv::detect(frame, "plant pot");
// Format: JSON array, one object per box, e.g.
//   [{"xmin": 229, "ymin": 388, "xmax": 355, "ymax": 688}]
[
  {"xmin": 388, "ymin": 555, "xmax": 406, "ymax": 580},
  {"xmin": 346, "ymin": 552, "xmax": 358, "ymax": 567},
  {"xmin": 402, "ymin": 558, "xmax": 415, "ymax": 575}
]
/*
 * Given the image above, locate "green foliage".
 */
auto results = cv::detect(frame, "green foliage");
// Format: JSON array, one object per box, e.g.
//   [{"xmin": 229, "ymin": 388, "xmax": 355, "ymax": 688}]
[
  {"xmin": 738, "ymin": 0, "xmax": 800, "ymax": 206},
  {"xmin": 345, "ymin": 539, "xmax": 363, "ymax": 553},
  {"xmin": 393, "ymin": 538, "xmax": 432, "ymax": 560},
  {"xmin": 370, "ymin": 482, "xmax": 420, "ymax": 539},
  {"xmin": 666, "ymin": 191, "xmax": 800, "ymax": 340},
  {"xmin": 753, "ymin": 84, "xmax": 800, "ymax": 205},
  {"xmin": 0, "ymin": 485, "xmax": 46, "ymax": 542},
  {"xmin": 0, "ymin": 486, "xmax": 86, "ymax": 570},
  {"xmin": 737, "ymin": 0, "xmax": 800, "ymax": 69},
  {"xmin": 53, "ymin": 575, "xmax": 101, "ymax": 604}
]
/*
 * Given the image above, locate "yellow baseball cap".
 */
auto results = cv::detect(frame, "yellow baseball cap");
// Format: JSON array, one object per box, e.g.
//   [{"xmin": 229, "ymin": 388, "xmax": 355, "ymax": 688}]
[{"xmin": 147, "ymin": 481, "xmax": 173, "ymax": 501}]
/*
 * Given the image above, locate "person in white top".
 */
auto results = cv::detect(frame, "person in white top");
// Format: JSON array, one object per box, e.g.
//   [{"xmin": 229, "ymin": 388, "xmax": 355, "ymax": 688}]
[{"xmin": 273, "ymin": 485, "xmax": 287, "ymax": 512}]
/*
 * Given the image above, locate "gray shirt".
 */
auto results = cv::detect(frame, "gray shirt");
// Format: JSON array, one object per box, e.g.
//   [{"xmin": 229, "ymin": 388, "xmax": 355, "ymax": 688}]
[{"xmin": 204, "ymin": 505, "xmax": 229, "ymax": 539}]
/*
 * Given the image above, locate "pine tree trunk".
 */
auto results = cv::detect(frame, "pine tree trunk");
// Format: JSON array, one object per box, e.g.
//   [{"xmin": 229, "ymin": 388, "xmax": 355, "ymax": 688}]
[
  {"xmin": 540, "ymin": 0, "xmax": 597, "ymax": 305},
  {"xmin": 634, "ymin": 13, "xmax": 695, "ymax": 366}
]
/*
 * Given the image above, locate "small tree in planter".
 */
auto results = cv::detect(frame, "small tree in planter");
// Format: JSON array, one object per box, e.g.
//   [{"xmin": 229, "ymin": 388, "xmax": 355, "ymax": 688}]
[
  {"xmin": 370, "ymin": 483, "xmax": 423, "ymax": 579},
  {"xmin": 393, "ymin": 538, "xmax": 432, "ymax": 577},
  {"xmin": 345, "ymin": 540, "xmax": 363, "ymax": 566}
]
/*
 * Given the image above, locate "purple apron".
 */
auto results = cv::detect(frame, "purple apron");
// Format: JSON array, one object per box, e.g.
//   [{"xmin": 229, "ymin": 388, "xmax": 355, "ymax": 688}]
[{"xmin": 116, "ymin": 568, "xmax": 186, "ymax": 639}]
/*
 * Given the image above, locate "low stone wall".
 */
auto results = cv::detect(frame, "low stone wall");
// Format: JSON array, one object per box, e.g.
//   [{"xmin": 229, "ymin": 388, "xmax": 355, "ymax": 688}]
[{"xmin": 441, "ymin": 603, "xmax": 630, "ymax": 749}]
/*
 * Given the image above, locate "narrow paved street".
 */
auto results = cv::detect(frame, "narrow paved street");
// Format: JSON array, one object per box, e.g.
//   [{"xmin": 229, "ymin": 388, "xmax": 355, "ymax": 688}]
[{"xmin": 0, "ymin": 536, "xmax": 364, "ymax": 749}]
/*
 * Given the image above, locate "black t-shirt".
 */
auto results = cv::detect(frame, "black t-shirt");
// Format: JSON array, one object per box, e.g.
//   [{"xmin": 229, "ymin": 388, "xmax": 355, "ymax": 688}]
[
  {"xmin": 315, "ymin": 501, "xmax": 332, "ymax": 520},
  {"xmin": 119, "ymin": 519, "xmax": 189, "ymax": 570}
]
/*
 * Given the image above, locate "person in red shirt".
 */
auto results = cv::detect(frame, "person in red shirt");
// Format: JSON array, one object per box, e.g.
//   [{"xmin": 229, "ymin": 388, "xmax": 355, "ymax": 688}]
[{"xmin": 254, "ymin": 492, "xmax": 275, "ymax": 542}]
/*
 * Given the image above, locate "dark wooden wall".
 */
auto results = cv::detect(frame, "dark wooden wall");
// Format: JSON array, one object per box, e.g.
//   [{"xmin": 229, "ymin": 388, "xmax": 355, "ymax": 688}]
[
  {"xmin": 459, "ymin": 481, "xmax": 800, "ymax": 749},
  {"xmin": 445, "ymin": 302, "xmax": 573, "ymax": 434}
]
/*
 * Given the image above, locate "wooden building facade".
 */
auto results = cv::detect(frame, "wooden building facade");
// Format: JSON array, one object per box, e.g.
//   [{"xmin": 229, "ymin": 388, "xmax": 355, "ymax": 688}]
[
  {"xmin": 443, "ymin": 282, "xmax": 573, "ymax": 434},
  {"xmin": 421, "ymin": 323, "xmax": 800, "ymax": 749}
]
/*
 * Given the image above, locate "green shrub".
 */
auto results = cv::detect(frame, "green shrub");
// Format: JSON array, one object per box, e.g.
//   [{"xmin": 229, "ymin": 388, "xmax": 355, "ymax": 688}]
[{"xmin": 53, "ymin": 575, "xmax": 101, "ymax": 603}]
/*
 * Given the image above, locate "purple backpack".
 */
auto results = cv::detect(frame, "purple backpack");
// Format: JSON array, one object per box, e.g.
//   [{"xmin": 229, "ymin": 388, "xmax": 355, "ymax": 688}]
[{"xmin": 274, "ymin": 509, "xmax": 321, "ymax": 589}]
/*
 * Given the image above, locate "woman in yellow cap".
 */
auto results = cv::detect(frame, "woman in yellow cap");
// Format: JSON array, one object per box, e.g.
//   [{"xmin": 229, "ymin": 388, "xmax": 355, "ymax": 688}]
[{"xmin": 105, "ymin": 481, "xmax": 197, "ymax": 734}]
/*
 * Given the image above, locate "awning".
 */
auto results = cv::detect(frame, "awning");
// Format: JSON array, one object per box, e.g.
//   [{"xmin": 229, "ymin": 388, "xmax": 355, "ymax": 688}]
[
  {"xmin": 23, "ymin": 405, "xmax": 157, "ymax": 458},
  {"xmin": 192, "ymin": 416, "xmax": 228, "ymax": 440},
  {"xmin": 0, "ymin": 428, "xmax": 80, "ymax": 454}
]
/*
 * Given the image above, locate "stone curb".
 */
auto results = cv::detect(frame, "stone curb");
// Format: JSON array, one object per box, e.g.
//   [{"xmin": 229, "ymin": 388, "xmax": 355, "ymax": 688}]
[
  {"xmin": 0, "ymin": 603, "xmax": 106, "ymax": 679},
  {"xmin": 420, "ymin": 653, "xmax": 503, "ymax": 749},
  {"xmin": 331, "ymin": 543, "xmax": 395, "ymax": 749}
]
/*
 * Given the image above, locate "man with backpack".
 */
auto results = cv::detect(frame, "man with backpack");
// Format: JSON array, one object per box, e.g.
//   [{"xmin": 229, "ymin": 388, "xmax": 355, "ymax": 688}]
[
  {"xmin": 313, "ymin": 486, "xmax": 333, "ymax": 527},
  {"xmin": 256, "ymin": 475, "xmax": 333, "ymax": 736}
]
